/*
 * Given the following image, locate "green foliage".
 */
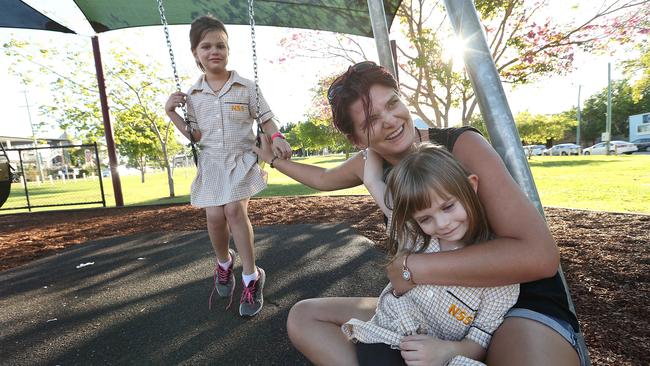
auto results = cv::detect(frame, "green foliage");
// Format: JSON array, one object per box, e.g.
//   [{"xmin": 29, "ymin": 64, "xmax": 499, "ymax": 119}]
[
  {"xmin": 580, "ymin": 79, "xmax": 650, "ymax": 144},
  {"xmin": 395, "ymin": 0, "xmax": 646, "ymax": 126},
  {"xmin": 515, "ymin": 111, "xmax": 575, "ymax": 145},
  {"xmin": 4, "ymin": 39, "xmax": 186, "ymax": 196},
  {"xmin": 623, "ymin": 41, "xmax": 650, "ymax": 103}
]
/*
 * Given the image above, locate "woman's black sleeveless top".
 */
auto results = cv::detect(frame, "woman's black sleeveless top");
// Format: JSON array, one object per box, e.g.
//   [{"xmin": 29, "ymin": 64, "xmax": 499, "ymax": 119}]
[{"xmin": 382, "ymin": 126, "xmax": 580, "ymax": 332}]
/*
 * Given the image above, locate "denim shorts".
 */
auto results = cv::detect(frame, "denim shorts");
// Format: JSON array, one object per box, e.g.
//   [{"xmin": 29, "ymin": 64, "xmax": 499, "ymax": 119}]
[{"xmin": 505, "ymin": 308, "xmax": 588, "ymax": 366}]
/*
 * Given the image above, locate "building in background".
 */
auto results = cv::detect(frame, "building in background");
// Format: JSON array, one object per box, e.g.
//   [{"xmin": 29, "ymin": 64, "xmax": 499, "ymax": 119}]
[{"xmin": 629, "ymin": 112, "xmax": 650, "ymax": 142}]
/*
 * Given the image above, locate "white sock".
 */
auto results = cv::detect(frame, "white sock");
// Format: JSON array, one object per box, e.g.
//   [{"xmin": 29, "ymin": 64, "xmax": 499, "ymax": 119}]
[
  {"xmin": 217, "ymin": 256, "xmax": 232, "ymax": 270},
  {"xmin": 242, "ymin": 269, "xmax": 259, "ymax": 287}
]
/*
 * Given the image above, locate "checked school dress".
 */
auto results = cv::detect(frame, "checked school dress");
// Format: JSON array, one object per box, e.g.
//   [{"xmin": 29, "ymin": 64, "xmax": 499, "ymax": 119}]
[
  {"xmin": 342, "ymin": 234, "xmax": 519, "ymax": 366},
  {"xmin": 186, "ymin": 71, "xmax": 271, "ymax": 208}
]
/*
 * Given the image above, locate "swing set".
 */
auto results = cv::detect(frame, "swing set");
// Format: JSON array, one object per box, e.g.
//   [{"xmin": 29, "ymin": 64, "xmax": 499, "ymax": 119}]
[{"xmin": 1, "ymin": 2, "xmax": 591, "ymax": 362}]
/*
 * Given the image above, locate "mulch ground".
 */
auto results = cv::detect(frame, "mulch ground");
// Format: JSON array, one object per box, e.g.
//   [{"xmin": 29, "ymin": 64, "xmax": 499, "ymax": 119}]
[{"xmin": 1, "ymin": 196, "xmax": 648, "ymax": 365}]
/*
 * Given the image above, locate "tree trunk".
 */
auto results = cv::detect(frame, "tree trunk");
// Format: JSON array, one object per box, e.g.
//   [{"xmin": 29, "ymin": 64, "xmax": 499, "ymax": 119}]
[{"xmin": 161, "ymin": 143, "xmax": 175, "ymax": 198}]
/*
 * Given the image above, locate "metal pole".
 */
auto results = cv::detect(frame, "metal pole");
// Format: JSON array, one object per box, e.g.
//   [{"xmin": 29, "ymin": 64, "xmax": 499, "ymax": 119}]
[
  {"xmin": 441, "ymin": 1, "xmax": 591, "ymax": 364},
  {"xmin": 367, "ymin": 0, "xmax": 397, "ymax": 77},
  {"xmin": 606, "ymin": 62, "xmax": 612, "ymax": 155},
  {"xmin": 577, "ymin": 85, "xmax": 581, "ymax": 147},
  {"xmin": 20, "ymin": 90, "xmax": 45, "ymax": 182},
  {"xmin": 91, "ymin": 36, "xmax": 124, "ymax": 206},
  {"xmin": 441, "ymin": 0, "xmax": 541, "ymax": 210}
]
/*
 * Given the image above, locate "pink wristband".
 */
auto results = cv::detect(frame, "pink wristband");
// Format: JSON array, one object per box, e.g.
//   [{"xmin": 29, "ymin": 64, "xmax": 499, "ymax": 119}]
[{"xmin": 271, "ymin": 132, "xmax": 285, "ymax": 141}]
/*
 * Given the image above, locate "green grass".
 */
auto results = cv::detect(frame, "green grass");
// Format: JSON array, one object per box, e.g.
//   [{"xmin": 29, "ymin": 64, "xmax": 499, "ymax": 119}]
[
  {"xmin": 528, "ymin": 155, "xmax": 649, "ymax": 213},
  {"xmin": 2, "ymin": 154, "xmax": 648, "ymax": 214}
]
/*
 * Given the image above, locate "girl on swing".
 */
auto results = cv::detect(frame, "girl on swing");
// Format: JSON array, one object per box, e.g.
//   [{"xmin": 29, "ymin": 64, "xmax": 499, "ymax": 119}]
[
  {"xmin": 165, "ymin": 16, "xmax": 291, "ymax": 317},
  {"xmin": 254, "ymin": 61, "xmax": 585, "ymax": 365}
]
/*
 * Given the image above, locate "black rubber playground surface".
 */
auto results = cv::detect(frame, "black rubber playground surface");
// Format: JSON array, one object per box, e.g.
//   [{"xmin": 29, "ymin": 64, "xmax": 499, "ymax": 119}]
[{"xmin": 0, "ymin": 224, "xmax": 387, "ymax": 365}]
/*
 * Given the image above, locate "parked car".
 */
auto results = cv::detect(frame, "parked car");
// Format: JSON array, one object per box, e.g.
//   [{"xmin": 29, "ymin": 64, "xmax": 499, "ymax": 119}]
[
  {"xmin": 523, "ymin": 144, "xmax": 545, "ymax": 156},
  {"xmin": 583, "ymin": 140, "xmax": 638, "ymax": 155},
  {"xmin": 630, "ymin": 137, "xmax": 650, "ymax": 152},
  {"xmin": 543, "ymin": 143, "xmax": 581, "ymax": 156}
]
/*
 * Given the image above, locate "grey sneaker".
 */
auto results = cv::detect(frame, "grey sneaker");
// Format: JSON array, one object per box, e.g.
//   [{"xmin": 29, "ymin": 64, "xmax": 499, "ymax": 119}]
[
  {"xmin": 239, "ymin": 267, "xmax": 265, "ymax": 317},
  {"xmin": 209, "ymin": 248, "xmax": 236, "ymax": 310}
]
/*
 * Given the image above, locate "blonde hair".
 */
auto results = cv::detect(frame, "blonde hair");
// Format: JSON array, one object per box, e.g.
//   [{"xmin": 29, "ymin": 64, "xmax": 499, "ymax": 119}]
[{"xmin": 385, "ymin": 143, "xmax": 491, "ymax": 257}]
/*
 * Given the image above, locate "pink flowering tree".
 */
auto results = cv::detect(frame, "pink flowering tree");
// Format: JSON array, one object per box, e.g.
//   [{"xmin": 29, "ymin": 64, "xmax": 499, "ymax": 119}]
[{"xmin": 278, "ymin": 0, "xmax": 650, "ymax": 127}]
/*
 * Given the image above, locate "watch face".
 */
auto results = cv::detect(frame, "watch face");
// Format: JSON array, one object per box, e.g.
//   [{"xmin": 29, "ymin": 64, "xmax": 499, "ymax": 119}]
[{"xmin": 402, "ymin": 269, "xmax": 411, "ymax": 281}]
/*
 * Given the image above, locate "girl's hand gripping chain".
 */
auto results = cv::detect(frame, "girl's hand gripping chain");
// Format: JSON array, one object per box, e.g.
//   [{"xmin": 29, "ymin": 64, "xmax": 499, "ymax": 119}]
[{"xmin": 165, "ymin": 91, "xmax": 186, "ymax": 114}]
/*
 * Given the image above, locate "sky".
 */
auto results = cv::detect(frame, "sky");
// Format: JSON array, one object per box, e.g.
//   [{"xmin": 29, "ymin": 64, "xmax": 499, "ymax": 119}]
[{"xmin": 0, "ymin": 0, "xmax": 639, "ymax": 139}]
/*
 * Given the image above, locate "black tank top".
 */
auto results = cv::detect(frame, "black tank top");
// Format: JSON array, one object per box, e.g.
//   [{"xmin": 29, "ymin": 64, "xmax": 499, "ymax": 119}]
[{"xmin": 383, "ymin": 126, "xmax": 580, "ymax": 332}]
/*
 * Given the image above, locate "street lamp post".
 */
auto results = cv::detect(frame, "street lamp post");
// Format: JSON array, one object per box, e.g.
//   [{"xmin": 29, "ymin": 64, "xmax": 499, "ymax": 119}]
[
  {"xmin": 576, "ymin": 84, "xmax": 581, "ymax": 148},
  {"xmin": 606, "ymin": 62, "xmax": 612, "ymax": 155}
]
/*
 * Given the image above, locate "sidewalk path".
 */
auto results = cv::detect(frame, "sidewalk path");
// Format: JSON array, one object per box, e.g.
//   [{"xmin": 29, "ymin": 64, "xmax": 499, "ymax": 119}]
[{"xmin": 0, "ymin": 223, "xmax": 386, "ymax": 365}]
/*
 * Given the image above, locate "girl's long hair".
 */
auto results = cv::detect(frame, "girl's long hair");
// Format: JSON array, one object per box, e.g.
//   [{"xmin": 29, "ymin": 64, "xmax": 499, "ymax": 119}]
[{"xmin": 385, "ymin": 143, "xmax": 491, "ymax": 257}]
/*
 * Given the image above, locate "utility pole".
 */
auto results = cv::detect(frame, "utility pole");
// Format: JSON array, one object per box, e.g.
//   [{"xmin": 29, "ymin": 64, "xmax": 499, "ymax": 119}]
[
  {"xmin": 576, "ymin": 84, "xmax": 581, "ymax": 147},
  {"xmin": 20, "ymin": 90, "xmax": 45, "ymax": 182},
  {"xmin": 606, "ymin": 63, "xmax": 612, "ymax": 155}
]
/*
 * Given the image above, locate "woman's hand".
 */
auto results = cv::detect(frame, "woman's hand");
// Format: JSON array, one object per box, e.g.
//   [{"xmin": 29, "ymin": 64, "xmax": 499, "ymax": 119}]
[
  {"xmin": 272, "ymin": 137, "xmax": 292, "ymax": 160},
  {"xmin": 165, "ymin": 91, "xmax": 186, "ymax": 115},
  {"xmin": 387, "ymin": 254, "xmax": 415, "ymax": 296}
]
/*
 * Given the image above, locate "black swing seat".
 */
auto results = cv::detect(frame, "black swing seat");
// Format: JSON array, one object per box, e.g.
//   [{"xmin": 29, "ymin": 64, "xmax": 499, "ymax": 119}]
[{"xmin": 0, "ymin": 161, "xmax": 12, "ymax": 207}]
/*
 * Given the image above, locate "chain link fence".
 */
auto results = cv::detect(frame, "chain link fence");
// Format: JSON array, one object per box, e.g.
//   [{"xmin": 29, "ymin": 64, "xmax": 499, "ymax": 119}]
[{"xmin": 0, "ymin": 143, "xmax": 106, "ymax": 212}]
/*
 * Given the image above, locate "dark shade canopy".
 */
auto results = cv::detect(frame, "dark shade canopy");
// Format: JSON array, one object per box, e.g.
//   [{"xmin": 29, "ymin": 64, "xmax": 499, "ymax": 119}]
[
  {"xmin": 73, "ymin": 0, "xmax": 402, "ymax": 37},
  {"xmin": 1, "ymin": 0, "xmax": 75, "ymax": 33}
]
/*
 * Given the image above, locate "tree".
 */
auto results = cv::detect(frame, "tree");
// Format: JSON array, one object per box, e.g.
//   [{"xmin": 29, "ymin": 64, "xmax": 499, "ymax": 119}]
[
  {"xmin": 471, "ymin": 110, "xmax": 574, "ymax": 145},
  {"xmin": 278, "ymin": 0, "xmax": 649, "ymax": 127},
  {"xmin": 623, "ymin": 40, "xmax": 650, "ymax": 102},
  {"xmin": 293, "ymin": 73, "xmax": 355, "ymax": 157},
  {"xmin": 4, "ymin": 39, "xmax": 185, "ymax": 197},
  {"xmin": 397, "ymin": 0, "xmax": 649, "ymax": 127},
  {"xmin": 580, "ymin": 79, "xmax": 650, "ymax": 144}
]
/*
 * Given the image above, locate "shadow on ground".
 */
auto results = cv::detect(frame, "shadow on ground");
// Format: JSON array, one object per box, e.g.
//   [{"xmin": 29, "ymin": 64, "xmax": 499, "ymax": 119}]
[{"xmin": 0, "ymin": 224, "xmax": 386, "ymax": 365}]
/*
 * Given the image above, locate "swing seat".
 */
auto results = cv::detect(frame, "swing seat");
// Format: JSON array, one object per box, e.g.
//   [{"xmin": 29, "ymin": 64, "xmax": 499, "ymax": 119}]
[{"xmin": 0, "ymin": 161, "xmax": 12, "ymax": 207}]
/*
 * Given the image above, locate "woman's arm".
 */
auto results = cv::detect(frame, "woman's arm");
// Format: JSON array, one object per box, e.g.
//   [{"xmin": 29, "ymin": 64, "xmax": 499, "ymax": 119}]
[
  {"xmin": 363, "ymin": 149, "xmax": 391, "ymax": 216},
  {"xmin": 253, "ymin": 135, "xmax": 364, "ymax": 191},
  {"xmin": 391, "ymin": 131, "xmax": 559, "ymax": 289}
]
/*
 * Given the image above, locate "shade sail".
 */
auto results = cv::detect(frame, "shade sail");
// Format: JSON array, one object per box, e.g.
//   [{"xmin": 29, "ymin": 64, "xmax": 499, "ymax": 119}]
[
  {"xmin": 73, "ymin": 0, "xmax": 402, "ymax": 37},
  {"xmin": 1, "ymin": 0, "xmax": 75, "ymax": 33}
]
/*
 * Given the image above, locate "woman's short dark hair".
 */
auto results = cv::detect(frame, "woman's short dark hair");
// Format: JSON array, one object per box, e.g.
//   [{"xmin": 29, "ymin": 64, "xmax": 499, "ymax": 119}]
[
  {"xmin": 327, "ymin": 61, "xmax": 398, "ymax": 139},
  {"xmin": 189, "ymin": 16, "xmax": 228, "ymax": 71}
]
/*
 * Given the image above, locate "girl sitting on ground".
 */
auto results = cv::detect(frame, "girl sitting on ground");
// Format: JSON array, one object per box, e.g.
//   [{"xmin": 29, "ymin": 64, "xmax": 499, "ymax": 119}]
[{"xmin": 345, "ymin": 144, "xmax": 518, "ymax": 365}]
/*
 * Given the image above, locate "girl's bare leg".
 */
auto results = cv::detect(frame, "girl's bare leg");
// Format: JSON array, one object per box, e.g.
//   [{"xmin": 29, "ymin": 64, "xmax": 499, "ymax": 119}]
[
  {"xmin": 287, "ymin": 297, "xmax": 378, "ymax": 366},
  {"xmin": 486, "ymin": 317, "xmax": 580, "ymax": 366},
  {"xmin": 205, "ymin": 206, "xmax": 230, "ymax": 262},
  {"xmin": 224, "ymin": 198, "xmax": 256, "ymax": 275}
]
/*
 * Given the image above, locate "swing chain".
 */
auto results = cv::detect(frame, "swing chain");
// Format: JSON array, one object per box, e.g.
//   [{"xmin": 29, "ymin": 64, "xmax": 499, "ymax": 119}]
[
  {"xmin": 156, "ymin": 0, "xmax": 198, "ymax": 164},
  {"xmin": 248, "ymin": 0, "xmax": 262, "ymax": 136}
]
